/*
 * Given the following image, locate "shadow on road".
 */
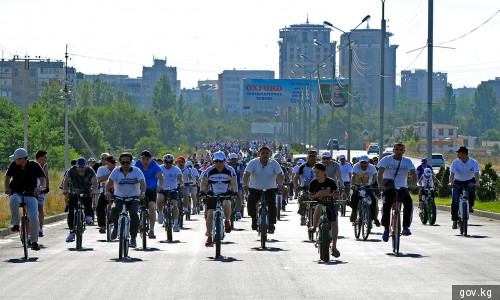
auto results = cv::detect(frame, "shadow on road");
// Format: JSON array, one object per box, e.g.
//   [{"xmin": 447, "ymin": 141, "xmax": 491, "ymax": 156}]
[
  {"xmin": 68, "ymin": 247, "xmax": 94, "ymax": 251},
  {"xmin": 359, "ymin": 239, "xmax": 381, "ymax": 242},
  {"xmin": 232, "ymin": 228, "xmax": 246, "ymax": 232},
  {"xmin": 109, "ymin": 257, "xmax": 144, "ymax": 263},
  {"xmin": 222, "ymin": 241, "xmax": 237, "ymax": 245},
  {"xmin": 159, "ymin": 240, "xmax": 184, "ymax": 244},
  {"xmin": 250, "ymin": 247, "xmax": 288, "ymax": 252},
  {"xmin": 385, "ymin": 252, "xmax": 425, "ymax": 258},
  {"xmin": 464, "ymin": 235, "xmax": 489, "ymax": 238},
  {"xmin": 206, "ymin": 256, "xmax": 242, "ymax": 262},
  {"xmin": 134, "ymin": 247, "xmax": 162, "ymax": 252},
  {"xmin": 468, "ymin": 224, "xmax": 484, "ymax": 227},
  {"xmin": 6, "ymin": 257, "xmax": 39, "ymax": 263},
  {"xmin": 317, "ymin": 260, "xmax": 348, "ymax": 265}
]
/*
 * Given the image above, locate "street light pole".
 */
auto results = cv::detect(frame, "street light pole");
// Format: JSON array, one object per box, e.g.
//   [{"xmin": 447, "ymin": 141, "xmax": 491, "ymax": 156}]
[
  {"xmin": 64, "ymin": 45, "xmax": 70, "ymax": 170},
  {"xmin": 379, "ymin": 1, "xmax": 386, "ymax": 159}
]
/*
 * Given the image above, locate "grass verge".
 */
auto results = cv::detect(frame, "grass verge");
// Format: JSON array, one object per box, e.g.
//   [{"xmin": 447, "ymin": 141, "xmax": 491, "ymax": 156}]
[{"xmin": 412, "ymin": 194, "xmax": 500, "ymax": 213}]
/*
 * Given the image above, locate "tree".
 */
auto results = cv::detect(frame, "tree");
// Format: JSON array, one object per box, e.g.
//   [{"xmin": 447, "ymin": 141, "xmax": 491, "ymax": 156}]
[
  {"xmin": 437, "ymin": 166, "xmax": 451, "ymax": 198},
  {"xmin": 477, "ymin": 162, "xmax": 498, "ymax": 201},
  {"xmin": 433, "ymin": 83, "xmax": 456, "ymax": 124},
  {"xmin": 472, "ymin": 83, "xmax": 498, "ymax": 135},
  {"xmin": 77, "ymin": 79, "xmax": 93, "ymax": 107}
]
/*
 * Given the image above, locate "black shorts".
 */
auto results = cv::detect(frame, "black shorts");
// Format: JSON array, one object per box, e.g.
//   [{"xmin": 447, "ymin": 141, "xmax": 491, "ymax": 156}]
[
  {"xmin": 145, "ymin": 189, "xmax": 157, "ymax": 203},
  {"xmin": 318, "ymin": 201, "xmax": 337, "ymax": 223},
  {"xmin": 205, "ymin": 196, "xmax": 231, "ymax": 210}
]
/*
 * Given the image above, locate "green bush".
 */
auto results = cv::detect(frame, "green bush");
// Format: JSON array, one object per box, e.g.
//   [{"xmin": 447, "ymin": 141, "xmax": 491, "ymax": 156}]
[
  {"xmin": 437, "ymin": 166, "xmax": 451, "ymax": 198},
  {"xmin": 477, "ymin": 162, "xmax": 498, "ymax": 201}
]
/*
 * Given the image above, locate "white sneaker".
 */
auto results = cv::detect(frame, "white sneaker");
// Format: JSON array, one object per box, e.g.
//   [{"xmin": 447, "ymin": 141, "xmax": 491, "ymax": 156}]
[
  {"xmin": 173, "ymin": 224, "xmax": 180, "ymax": 232},
  {"xmin": 66, "ymin": 231, "xmax": 75, "ymax": 243},
  {"xmin": 158, "ymin": 212, "xmax": 164, "ymax": 224}
]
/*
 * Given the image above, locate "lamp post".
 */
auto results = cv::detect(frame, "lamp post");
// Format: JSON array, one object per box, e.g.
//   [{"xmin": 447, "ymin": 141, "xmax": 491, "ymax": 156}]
[
  {"xmin": 300, "ymin": 54, "xmax": 326, "ymax": 152},
  {"xmin": 290, "ymin": 69, "xmax": 304, "ymax": 145},
  {"xmin": 324, "ymin": 15, "xmax": 370, "ymax": 161},
  {"xmin": 293, "ymin": 64, "xmax": 318, "ymax": 149},
  {"xmin": 379, "ymin": 1, "xmax": 386, "ymax": 159},
  {"xmin": 64, "ymin": 45, "xmax": 70, "ymax": 170}
]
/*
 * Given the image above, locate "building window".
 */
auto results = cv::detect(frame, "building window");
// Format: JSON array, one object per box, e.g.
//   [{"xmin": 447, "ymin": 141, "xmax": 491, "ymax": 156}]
[
  {"xmin": 438, "ymin": 129, "xmax": 444, "ymax": 135},
  {"xmin": 449, "ymin": 129, "xmax": 453, "ymax": 136}
]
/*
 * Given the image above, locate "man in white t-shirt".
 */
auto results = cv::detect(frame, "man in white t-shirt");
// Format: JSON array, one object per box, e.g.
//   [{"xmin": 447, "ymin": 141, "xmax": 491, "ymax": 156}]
[
  {"xmin": 96, "ymin": 155, "xmax": 117, "ymax": 234},
  {"xmin": 449, "ymin": 146, "xmax": 480, "ymax": 229},
  {"xmin": 338, "ymin": 154, "xmax": 352, "ymax": 191},
  {"xmin": 157, "ymin": 154, "xmax": 184, "ymax": 232},
  {"xmin": 377, "ymin": 143, "xmax": 417, "ymax": 242},
  {"xmin": 350, "ymin": 156, "xmax": 380, "ymax": 226},
  {"xmin": 105, "ymin": 153, "xmax": 146, "ymax": 248},
  {"xmin": 242, "ymin": 146, "xmax": 284, "ymax": 233}
]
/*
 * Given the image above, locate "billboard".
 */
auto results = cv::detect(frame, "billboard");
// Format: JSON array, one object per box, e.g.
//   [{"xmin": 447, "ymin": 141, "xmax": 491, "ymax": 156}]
[{"xmin": 243, "ymin": 79, "xmax": 347, "ymax": 108}]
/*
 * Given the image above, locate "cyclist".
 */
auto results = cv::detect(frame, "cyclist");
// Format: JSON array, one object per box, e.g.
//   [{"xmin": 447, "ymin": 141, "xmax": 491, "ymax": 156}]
[
  {"xmin": 293, "ymin": 151, "xmax": 317, "ymax": 226},
  {"xmin": 200, "ymin": 151, "xmax": 237, "ymax": 246},
  {"xmin": 416, "ymin": 158, "xmax": 433, "ymax": 179},
  {"xmin": 307, "ymin": 163, "xmax": 341, "ymax": 258},
  {"xmin": 93, "ymin": 153, "xmax": 110, "ymax": 173},
  {"xmin": 242, "ymin": 146, "xmax": 284, "ymax": 233},
  {"xmin": 105, "ymin": 153, "xmax": 146, "ymax": 248},
  {"xmin": 227, "ymin": 152, "xmax": 244, "ymax": 219},
  {"xmin": 449, "ymin": 146, "xmax": 480, "ymax": 229},
  {"xmin": 338, "ymin": 154, "xmax": 352, "ymax": 193},
  {"xmin": 134, "ymin": 150, "xmax": 164, "ymax": 239},
  {"xmin": 321, "ymin": 152, "xmax": 344, "ymax": 190},
  {"xmin": 5, "ymin": 148, "xmax": 46, "ymax": 251},
  {"xmin": 418, "ymin": 167, "xmax": 441, "ymax": 212},
  {"xmin": 35, "ymin": 150, "xmax": 49, "ymax": 237},
  {"xmin": 377, "ymin": 143, "xmax": 417, "ymax": 242},
  {"xmin": 157, "ymin": 154, "xmax": 184, "ymax": 232},
  {"xmin": 62, "ymin": 157, "xmax": 98, "ymax": 242},
  {"xmin": 96, "ymin": 156, "xmax": 117, "ymax": 234},
  {"xmin": 177, "ymin": 156, "xmax": 191, "ymax": 215},
  {"xmin": 291, "ymin": 158, "xmax": 305, "ymax": 200},
  {"xmin": 185, "ymin": 161, "xmax": 199, "ymax": 215},
  {"xmin": 350, "ymin": 155, "xmax": 380, "ymax": 227}
]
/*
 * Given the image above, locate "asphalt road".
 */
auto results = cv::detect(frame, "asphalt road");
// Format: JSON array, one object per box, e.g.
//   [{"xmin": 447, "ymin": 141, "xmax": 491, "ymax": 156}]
[{"xmin": 1, "ymin": 197, "xmax": 499, "ymax": 300}]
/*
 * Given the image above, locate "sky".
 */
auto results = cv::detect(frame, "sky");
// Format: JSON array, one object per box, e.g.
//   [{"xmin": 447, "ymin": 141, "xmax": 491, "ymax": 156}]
[{"xmin": 1, "ymin": 0, "xmax": 499, "ymax": 89}]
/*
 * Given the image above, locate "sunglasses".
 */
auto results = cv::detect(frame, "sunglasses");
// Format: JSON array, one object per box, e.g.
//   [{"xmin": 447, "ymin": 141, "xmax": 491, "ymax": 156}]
[
  {"xmin": 101, "ymin": 157, "xmax": 107, "ymax": 160},
  {"xmin": 214, "ymin": 160, "xmax": 223, "ymax": 163},
  {"xmin": 120, "ymin": 161, "xmax": 131, "ymax": 165},
  {"xmin": 165, "ymin": 161, "xmax": 173, "ymax": 164},
  {"xmin": 321, "ymin": 157, "xmax": 329, "ymax": 160}
]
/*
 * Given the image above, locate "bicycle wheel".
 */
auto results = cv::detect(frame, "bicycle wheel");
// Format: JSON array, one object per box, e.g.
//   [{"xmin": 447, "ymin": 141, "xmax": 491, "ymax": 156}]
[
  {"xmin": 186, "ymin": 197, "xmax": 191, "ymax": 221},
  {"xmin": 461, "ymin": 202, "xmax": 468, "ymax": 236},
  {"xmin": 354, "ymin": 208, "xmax": 361, "ymax": 239},
  {"xmin": 76, "ymin": 211, "xmax": 83, "ymax": 249},
  {"xmin": 165, "ymin": 207, "xmax": 173, "ymax": 242},
  {"xmin": 21, "ymin": 216, "xmax": 29, "ymax": 259},
  {"xmin": 215, "ymin": 212, "xmax": 221, "ymax": 258},
  {"xmin": 118, "ymin": 218, "xmax": 124, "ymax": 259},
  {"xmin": 260, "ymin": 207, "xmax": 267, "ymax": 249},
  {"xmin": 178, "ymin": 200, "xmax": 184, "ymax": 228},
  {"xmin": 106, "ymin": 206, "xmax": 112, "ymax": 242},
  {"xmin": 393, "ymin": 206, "xmax": 401, "ymax": 255},
  {"xmin": 141, "ymin": 209, "xmax": 148, "ymax": 249},
  {"xmin": 339, "ymin": 192, "xmax": 347, "ymax": 217},
  {"xmin": 419, "ymin": 202, "xmax": 428, "ymax": 225},
  {"xmin": 428, "ymin": 199, "xmax": 437, "ymax": 225},
  {"xmin": 320, "ymin": 222, "xmax": 331, "ymax": 262},
  {"xmin": 276, "ymin": 195, "xmax": 281, "ymax": 221},
  {"xmin": 362, "ymin": 207, "xmax": 371, "ymax": 241},
  {"xmin": 123, "ymin": 219, "xmax": 129, "ymax": 258}
]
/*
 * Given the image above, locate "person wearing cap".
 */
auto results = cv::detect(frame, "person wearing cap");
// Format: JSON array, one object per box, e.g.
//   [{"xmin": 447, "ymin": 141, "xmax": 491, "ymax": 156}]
[
  {"xmin": 93, "ymin": 153, "xmax": 110, "ymax": 173},
  {"xmin": 321, "ymin": 152, "xmax": 344, "ymax": 190},
  {"xmin": 291, "ymin": 158, "xmax": 305, "ymax": 200},
  {"xmin": 227, "ymin": 152, "xmax": 244, "ymax": 220},
  {"xmin": 62, "ymin": 157, "xmax": 99, "ymax": 243},
  {"xmin": 157, "ymin": 154, "xmax": 184, "ymax": 233},
  {"xmin": 134, "ymin": 150, "xmax": 164, "ymax": 239},
  {"xmin": 242, "ymin": 146, "xmax": 284, "ymax": 233},
  {"xmin": 5, "ymin": 148, "xmax": 46, "ymax": 251},
  {"xmin": 185, "ymin": 160, "xmax": 200, "ymax": 216},
  {"xmin": 307, "ymin": 163, "xmax": 341, "ymax": 258},
  {"xmin": 199, "ymin": 151, "xmax": 238, "ymax": 246},
  {"xmin": 449, "ymin": 146, "xmax": 480, "ymax": 229},
  {"xmin": 416, "ymin": 158, "xmax": 433, "ymax": 180},
  {"xmin": 338, "ymin": 154, "xmax": 353, "ymax": 196},
  {"xmin": 96, "ymin": 155, "xmax": 117, "ymax": 234},
  {"xmin": 418, "ymin": 167, "xmax": 441, "ymax": 213},
  {"xmin": 35, "ymin": 150, "xmax": 49, "ymax": 237},
  {"xmin": 377, "ymin": 142, "xmax": 418, "ymax": 241},
  {"xmin": 350, "ymin": 155, "xmax": 380, "ymax": 227},
  {"xmin": 293, "ymin": 151, "xmax": 318, "ymax": 226},
  {"xmin": 177, "ymin": 156, "xmax": 192, "ymax": 216},
  {"xmin": 87, "ymin": 157, "xmax": 96, "ymax": 170},
  {"xmin": 105, "ymin": 153, "xmax": 146, "ymax": 248}
]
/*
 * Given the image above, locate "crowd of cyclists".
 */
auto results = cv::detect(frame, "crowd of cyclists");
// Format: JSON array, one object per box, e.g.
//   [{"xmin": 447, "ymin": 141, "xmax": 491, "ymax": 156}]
[{"xmin": 3, "ymin": 140, "xmax": 481, "ymax": 258}]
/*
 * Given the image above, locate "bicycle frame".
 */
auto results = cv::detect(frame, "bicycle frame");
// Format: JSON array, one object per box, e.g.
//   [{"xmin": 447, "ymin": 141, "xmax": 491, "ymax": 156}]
[
  {"xmin": 208, "ymin": 194, "xmax": 231, "ymax": 258},
  {"xmin": 18, "ymin": 194, "xmax": 30, "ymax": 259},
  {"xmin": 71, "ymin": 193, "xmax": 87, "ymax": 250},
  {"xmin": 114, "ymin": 196, "xmax": 138, "ymax": 259},
  {"xmin": 353, "ymin": 185, "xmax": 374, "ymax": 240},
  {"xmin": 161, "ymin": 189, "xmax": 177, "ymax": 242},
  {"xmin": 390, "ymin": 188, "xmax": 404, "ymax": 256},
  {"xmin": 139, "ymin": 198, "xmax": 149, "ymax": 249},
  {"xmin": 458, "ymin": 189, "xmax": 469, "ymax": 236}
]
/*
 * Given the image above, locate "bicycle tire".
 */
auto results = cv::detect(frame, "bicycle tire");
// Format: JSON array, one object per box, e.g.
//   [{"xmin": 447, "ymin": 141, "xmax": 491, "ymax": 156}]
[
  {"xmin": 118, "ymin": 218, "xmax": 124, "ymax": 259},
  {"xmin": 276, "ymin": 195, "xmax": 281, "ymax": 221},
  {"xmin": 165, "ymin": 206, "xmax": 173, "ymax": 242},
  {"xmin": 462, "ymin": 201, "xmax": 468, "ymax": 236},
  {"xmin": 141, "ymin": 209, "xmax": 148, "ymax": 249},
  {"xmin": 106, "ymin": 206, "xmax": 112, "ymax": 242},
  {"xmin": 339, "ymin": 192, "xmax": 347, "ymax": 217},
  {"xmin": 186, "ymin": 197, "xmax": 191, "ymax": 221},
  {"xmin": 76, "ymin": 211, "xmax": 83, "ymax": 249},
  {"xmin": 393, "ymin": 204, "xmax": 401, "ymax": 255},
  {"xmin": 419, "ymin": 201, "xmax": 428, "ymax": 225},
  {"xmin": 362, "ymin": 207, "xmax": 371, "ymax": 241},
  {"xmin": 123, "ymin": 218, "xmax": 129, "ymax": 258},
  {"xmin": 215, "ymin": 212, "xmax": 221, "ymax": 258},
  {"xmin": 260, "ymin": 207, "xmax": 267, "ymax": 249},
  {"xmin": 21, "ymin": 216, "xmax": 29, "ymax": 259},
  {"xmin": 320, "ymin": 222, "xmax": 331, "ymax": 262},
  {"xmin": 178, "ymin": 200, "xmax": 184, "ymax": 228},
  {"xmin": 428, "ymin": 199, "xmax": 437, "ymax": 225},
  {"xmin": 354, "ymin": 208, "xmax": 361, "ymax": 239}
]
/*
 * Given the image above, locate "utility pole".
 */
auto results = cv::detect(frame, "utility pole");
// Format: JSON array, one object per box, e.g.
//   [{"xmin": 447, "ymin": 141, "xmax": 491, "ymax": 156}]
[
  {"xmin": 379, "ymin": 0, "xmax": 386, "ymax": 158},
  {"xmin": 64, "ymin": 44, "xmax": 70, "ymax": 170},
  {"xmin": 427, "ymin": 0, "xmax": 434, "ymax": 163}
]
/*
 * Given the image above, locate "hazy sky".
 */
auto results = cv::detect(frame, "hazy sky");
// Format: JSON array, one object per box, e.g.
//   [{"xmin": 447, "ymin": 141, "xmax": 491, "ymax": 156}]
[{"xmin": 1, "ymin": 0, "xmax": 498, "ymax": 89}]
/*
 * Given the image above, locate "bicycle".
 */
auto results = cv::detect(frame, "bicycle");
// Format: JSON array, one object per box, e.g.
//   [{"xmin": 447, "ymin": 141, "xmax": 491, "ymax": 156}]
[
  {"xmin": 276, "ymin": 190, "xmax": 283, "ymax": 221},
  {"xmin": 206, "ymin": 193, "xmax": 232, "ymax": 258},
  {"xmin": 304, "ymin": 200, "xmax": 333, "ymax": 262},
  {"xmin": 18, "ymin": 193, "xmax": 30, "ymax": 259},
  {"xmin": 419, "ymin": 187, "xmax": 437, "ymax": 225},
  {"xmin": 240, "ymin": 190, "xmax": 246, "ymax": 218},
  {"xmin": 160, "ymin": 189, "xmax": 178, "ymax": 242},
  {"xmin": 388, "ymin": 188, "xmax": 407, "ymax": 256},
  {"xmin": 256, "ymin": 188, "xmax": 277, "ymax": 249},
  {"xmin": 139, "ymin": 198, "xmax": 149, "ymax": 249},
  {"xmin": 230, "ymin": 193, "xmax": 237, "ymax": 230},
  {"xmin": 353, "ymin": 185, "xmax": 376, "ymax": 241},
  {"xmin": 306, "ymin": 199, "xmax": 317, "ymax": 241},
  {"xmin": 185, "ymin": 185, "xmax": 192, "ymax": 221},
  {"xmin": 114, "ymin": 196, "xmax": 139, "ymax": 259},
  {"xmin": 70, "ymin": 193, "xmax": 87, "ymax": 250},
  {"xmin": 105, "ymin": 198, "xmax": 113, "ymax": 242},
  {"xmin": 458, "ymin": 188, "xmax": 470, "ymax": 236},
  {"xmin": 338, "ymin": 188, "xmax": 348, "ymax": 217}
]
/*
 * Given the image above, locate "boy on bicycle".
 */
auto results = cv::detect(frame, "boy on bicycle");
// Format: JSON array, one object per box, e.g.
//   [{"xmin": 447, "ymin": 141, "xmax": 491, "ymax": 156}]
[{"xmin": 417, "ymin": 168, "xmax": 440, "ymax": 208}]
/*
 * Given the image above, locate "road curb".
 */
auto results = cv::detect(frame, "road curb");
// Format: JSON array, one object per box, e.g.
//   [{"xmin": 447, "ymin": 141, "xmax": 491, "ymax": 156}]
[
  {"xmin": 0, "ymin": 213, "xmax": 66, "ymax": 238},
  {"xmin": 412, "ymin": 202, "xmax": 500, "ymax": 220}
]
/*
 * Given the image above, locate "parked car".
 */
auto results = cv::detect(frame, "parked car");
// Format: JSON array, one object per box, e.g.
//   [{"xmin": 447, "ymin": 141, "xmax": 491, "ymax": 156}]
[
  {"xmin": 367, "ymin": 143, "xmax": 379, "ymax": 154},
  {"xmin": 431, "ymin": 153, "xmax": 446, "ymax": 167},
  {"xmin": 382, "ymin": 147, "xmax": 393, "ymax": 158},
  {"xmin": 327, "ymin": 139, "xmax": 340, "ymax": 151}
]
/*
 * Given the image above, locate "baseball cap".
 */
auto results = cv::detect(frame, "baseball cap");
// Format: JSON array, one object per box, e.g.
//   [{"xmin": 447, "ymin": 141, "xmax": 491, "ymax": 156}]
[
  {"xmin": 213, "ymin": 151, "xmax": 226, "ymax": 161},
  {"xmin": 424, "ymin": 168, "xmax": 432, "ymax": 176},
  {"xmin": 421, "ymin": 158, "xmax": 428, "ymax": 163},
  {"xmin": 186, "ymin": 161, "xmax": 193, "ymax": 167},
  {"xmin": 9, "ymin": 148, "xmax": 28, "ymax": 160},
  {"xmin": 313, "ymin": 163, "xmax": 327, "ymax": 171},
  {"xmin": 339, "ymin": 154, "xmax": 346, "ymax": 160},
  {"xmin": 177, "ymin": 156, "xmax": 186, "ymax": 162},
  {"xmin": 321, "ymin": 152, "xmax": 332, "ymax": 158},
  {"xmin": 88, "ymin": 157, "xmax": 96, "ymax": 162},
  {"xmin": 77, "ymin": 157, "xmax": 86, "ymax": 167},
  {"xmin": 359, "ymin": 155, "xmax": 369, "ymax": 162},
  {"xmin": 258, "ymin": 145, "xmax": 271, "ymax": 152},
  {"xmin": 455, "ymin": 146, "xmax": 468, "ymax": 155},
  {"xmin": 229, "ymin": 153, "xmax": 239, "ymax": 159},
  {"xmin": 297, "ymin": 159, "xmax": 305, "ymax": 164}
]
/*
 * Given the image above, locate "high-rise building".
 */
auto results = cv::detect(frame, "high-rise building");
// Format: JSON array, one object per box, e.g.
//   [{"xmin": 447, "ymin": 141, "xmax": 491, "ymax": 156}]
[
  {"xmin": 338, "ymin": 29, "xmax": 398, "ymax": 109},
  {"xmin": 279, "ymin": 19, "xmax": 336, "ymax": 81},
  {"xmin": 141, "ymin": 58, "xmax": 179, "ymax": 110},
  {"xmin": 400, "ymin": 69, "xmax": 447, "ymax": 102},
  {"xmin": 180, "ymin": 80, "xmax": 218, "ymax": 104}
]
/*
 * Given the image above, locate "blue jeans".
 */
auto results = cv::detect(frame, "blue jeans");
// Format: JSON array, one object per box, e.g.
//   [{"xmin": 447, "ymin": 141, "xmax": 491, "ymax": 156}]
[
  {"xmin": 451, "ymin": 180, "xmax": 475, "ymax": 221},
  {"xmin": 10, "ymin": 193, "xmax": 39, "ymax": 243}
]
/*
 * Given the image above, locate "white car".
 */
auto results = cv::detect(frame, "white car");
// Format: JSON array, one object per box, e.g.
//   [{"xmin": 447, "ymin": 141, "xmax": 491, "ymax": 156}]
[
  {"xmin": 367, "ymin": 144, "xmax": 379, "ymax": 154},
  {"xmin": 431, "ymin": 153, "xmax": 446, "ymax": 168}
]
